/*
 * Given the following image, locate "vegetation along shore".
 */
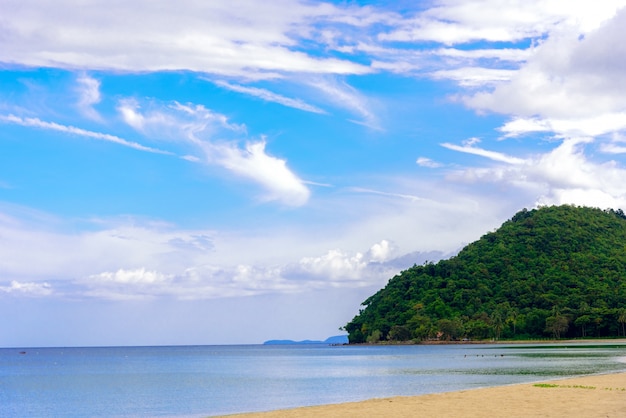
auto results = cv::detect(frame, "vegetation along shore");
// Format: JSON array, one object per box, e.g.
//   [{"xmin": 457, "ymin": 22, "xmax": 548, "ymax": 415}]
[{"xmin": 344, "ymin": 205, "xmax": 626, "ymax": 344}]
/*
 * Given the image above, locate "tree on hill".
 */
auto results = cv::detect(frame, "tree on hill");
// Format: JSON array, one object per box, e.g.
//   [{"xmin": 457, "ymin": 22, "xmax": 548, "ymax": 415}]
[{"xmin": 343, "ymin": 205, "xmax": 626, "ymax": 343}]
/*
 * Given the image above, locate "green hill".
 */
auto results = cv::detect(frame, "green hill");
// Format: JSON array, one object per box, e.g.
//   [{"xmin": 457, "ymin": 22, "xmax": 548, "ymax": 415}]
[{"xmin": 344, "ymin": 205, "xmax": 626, "ymax": 343}]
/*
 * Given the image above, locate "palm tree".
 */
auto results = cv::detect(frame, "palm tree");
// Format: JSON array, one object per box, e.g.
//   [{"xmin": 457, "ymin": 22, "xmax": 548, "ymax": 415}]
[
  {"xmin": 617, "ymin": 309, "xmax": 626, "ymax": 337},
  {"xmin": 491, "ymin": 311, "xmax": 503, "ymax": 340}
]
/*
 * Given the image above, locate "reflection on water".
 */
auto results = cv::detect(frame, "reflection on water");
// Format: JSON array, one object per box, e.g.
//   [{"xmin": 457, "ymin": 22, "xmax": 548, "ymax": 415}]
[{"xmin": 2, "ymin": 343, "xmax": 626, "ymax": 417}]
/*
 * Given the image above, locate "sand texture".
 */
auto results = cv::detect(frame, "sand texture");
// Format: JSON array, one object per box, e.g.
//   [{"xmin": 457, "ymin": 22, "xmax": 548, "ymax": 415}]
[{"xmin": 219, "ymin": 372, "xmax": 626, "ymax": 418}]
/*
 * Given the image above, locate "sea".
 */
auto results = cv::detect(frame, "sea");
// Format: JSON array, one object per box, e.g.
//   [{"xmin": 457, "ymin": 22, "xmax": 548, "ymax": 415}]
[{"xmin": 2, "ymin": 342, "xmax": 626, "ymax": 417}]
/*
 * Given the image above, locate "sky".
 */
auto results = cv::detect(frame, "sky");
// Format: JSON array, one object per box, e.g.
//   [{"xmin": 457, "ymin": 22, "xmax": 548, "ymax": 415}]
[{"xmin": 2, "ymin": 0, "xmax": 626, "ymax": 347}]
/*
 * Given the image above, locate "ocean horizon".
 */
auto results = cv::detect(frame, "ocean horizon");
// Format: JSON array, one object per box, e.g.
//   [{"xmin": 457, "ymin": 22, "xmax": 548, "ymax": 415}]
[{"xmin": 3, "ymin": 342, "xmax": 626, "ymax": 417}]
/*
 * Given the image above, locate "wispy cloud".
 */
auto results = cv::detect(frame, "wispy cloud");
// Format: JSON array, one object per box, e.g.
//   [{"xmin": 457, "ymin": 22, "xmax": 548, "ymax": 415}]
[
  {"xmin": 500, "ymin": 113, "xmax": 626, "ymax": 138},
  {"xmin": 377, "ymin": 0, "xmax": 622, "ymax": 44},
  {"xmin": 75, "ymin": 74, "xmax": 102, "ymax": 121},
  {"xmin": 600, "ymin": 135, "xmax": 626, "ymax": 154},
  {"xmin": 432, "ymin": 68, "xmax": 516, "ymax": 87},
  {"xmin": 213, "ymin": 80, "xmax": 327, "ymax": 114},
  {"xmin": 445, "ymin": 137, "xmax": 626, "ymax": 210},
  {"xmin": 117, "ymin": 98, "xmax": 311, "ymax": 206},
  {"xmin": 309, "ymin": 77, "xmax": 380, "ymax": 130},
  {"xmin": 207, "ymin": 139, "xmax": 311, "ymax": 206},
  {"xmin": 348, "ymin": 187, "xmax": 424, "ymax": 202},
  {"xmin": 442, "ymin": 141, "xmax": 527, "ymax": 165},
  {"xmin": 0, "ymin": 0, "xmax": 371, "ymax": 78},
  {"xmin": 416, "ymin": 157, "xmax": 443, "ymax": 168},
  {"xmin": 0, "ymin": 114, "xmax": 172, "ymax": 154}
]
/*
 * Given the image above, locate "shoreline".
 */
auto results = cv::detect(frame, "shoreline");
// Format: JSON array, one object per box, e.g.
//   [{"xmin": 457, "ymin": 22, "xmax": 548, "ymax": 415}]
[
  {"xmin": 352, "ymin": 337, "xmax": 626, "ymax": 346},
  {"xmin": 218, "ymin": 371, "xmax": 626, "ymax": 417}
]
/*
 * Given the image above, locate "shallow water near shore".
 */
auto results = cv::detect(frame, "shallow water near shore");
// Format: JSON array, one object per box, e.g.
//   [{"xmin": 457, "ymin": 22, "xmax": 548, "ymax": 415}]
[{"xmin": 2, "ymin": 342, "xmax": 626, "ymax": 417}]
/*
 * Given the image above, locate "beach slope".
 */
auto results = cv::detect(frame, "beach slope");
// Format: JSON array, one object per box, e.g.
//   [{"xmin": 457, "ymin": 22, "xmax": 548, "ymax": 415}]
[{"xmin": 220, "ymin": 372, "xmax": 626, "ymax": 418}]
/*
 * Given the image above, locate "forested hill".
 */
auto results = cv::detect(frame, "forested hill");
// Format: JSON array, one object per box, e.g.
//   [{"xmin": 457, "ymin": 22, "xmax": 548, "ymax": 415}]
[{"xmin": 344, "ymin": 205, "xmax": 626, "ymax": 343}]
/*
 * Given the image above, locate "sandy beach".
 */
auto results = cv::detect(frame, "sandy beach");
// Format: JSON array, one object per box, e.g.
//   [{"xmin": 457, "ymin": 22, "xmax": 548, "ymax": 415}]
[{"xmin": 220, "ymin": 372, "xmax": 626, "ymax": 418}]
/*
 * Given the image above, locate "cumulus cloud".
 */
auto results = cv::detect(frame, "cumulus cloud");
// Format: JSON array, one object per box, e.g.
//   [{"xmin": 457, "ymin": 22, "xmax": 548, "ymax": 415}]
[
  {"xmin": 91, "ymin": 268, "xmax": 171, "ymax": 285},
  {"xmin": 81, "ymin": 249, "xmax": 395, "ymax": 301},
  {"xmin": 0, "ymin": 201, "xmax": 416, "ymax": 301},
  {"xmin": 463, "ymin": 6, "xmax": 626, "ymax": 138},
  {"xmin": 421, "ymin": 3, "xmax": 626, "ymax": 212},
  {"xmin": 297, "ymin": 249, "xmax": 367, "ymax": 280},
  {"xmin": 0, "ymin": 280, "xmax": 52, "ymax": 296},
  {"xmin": 367, "ymin": 239, "xmax": 395, "ymax": 263},
  {"xmin": 286, "ymin": 239, "xmax": 399, "ymax": 285},
  {"xmin": 84, "ymin": 268, "xmax": 176, "ymax": 300}
]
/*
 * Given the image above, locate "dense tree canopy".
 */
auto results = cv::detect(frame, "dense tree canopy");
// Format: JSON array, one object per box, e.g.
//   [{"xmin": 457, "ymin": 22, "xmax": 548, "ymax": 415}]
[{"xmin": 344, "ymin": 205, "xmax": 626, "ymax": 343}]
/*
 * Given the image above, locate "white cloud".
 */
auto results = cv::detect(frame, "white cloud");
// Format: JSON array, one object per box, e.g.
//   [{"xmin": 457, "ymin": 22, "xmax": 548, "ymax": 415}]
[
  {"xmin": 117, "ymin": 99, "xmax": 310, "ymax": 206},
  {"xmin": 441, "ymin": 142, "xmax": 526, "ymax": 165},
  {"xmin": 0, "ymin": 0, "xmax": 370, "ymax": 78},
  {"xmin": 0, "ymin": 114, "xmax": 171, "ymax": 154},
  {"xmin": 308, "ymin": 77, "xmax": 380, "ymax": 129},
  {"xmin": 348, "ymin": 187, "xmax": 424, "ymax": 202},
  {"xmin": 600, "ymin": 135, "xmax": 626, "ymax": 154},
  {"xmin": 432, "ymin": 68, "xmax": 516, "ymax": 87},
  {"xmin": 290, "ymin": 239, "xmax": 398, "ymax": 284},
  {"xmin": 297, "ymin": 249, "xmax": 367, "ymax": 280},
  {"xmin": 117, "ymin": 99, "xmax": 244, "ymax": 138},
  {"xmin": 444, "ymin": 137, "xmax": 626, "ymax": 209},
  {"xmin": 91, "ymin": 268, "xmax": 171, "ymax": 285},
  {"xmin": 117, "ymin": 99, "xmax": 150, "ymax": 131},
  {"xmin": 500, "ymin": 113, "xmax": 626, "ymax": 138},
  {"xmin": 367, "ymin": 239, "xmax": 395, "ymax": 263},
  {"xmin": 0, "ymin": 280, "xmax": 52, "ymax": 296},
  {"xmin": 379, "ymin": 0, "xmax": 624, "ymax": 44},
  {"xmin": 416, "ymin": 157, "xmax": 443, "ymax": 168},
  {"xmin": 84, "ymin": 268, "xmax": 178, "ymax": 300},
  {"xmin": 210, "ymin": 140, "xmax": 311, "ymax": 206},
  {"xmin": 75, "ymin": 74, "xmax": 102, "ymax": 120},
  {"xmin": 0, "ymin": 208, "xmax": 404, "ymax": 300},
  {"xmin": 463, "ymin": 6, "xmax": 626, "ymax": 139},
  {"xmin": 213, "ymin": 81, "xmax": 327, "ymax": 114},
  {"xmin": 0, "ymin": 173, "xmax": 527, "ymax": 304},
  {"xmin": 434, "ymin": 47, "xmax": 533, "ymax": 62}
]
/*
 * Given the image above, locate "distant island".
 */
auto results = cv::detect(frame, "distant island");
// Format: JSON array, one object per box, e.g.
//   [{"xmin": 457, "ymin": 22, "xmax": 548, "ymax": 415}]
[
  {"xmin": 344, "ymin": 205, "xmax": 626, "ymax": 344},
  {"xmin": 264, "ymin": 335, "xmax": 349, "ymax": 345}
]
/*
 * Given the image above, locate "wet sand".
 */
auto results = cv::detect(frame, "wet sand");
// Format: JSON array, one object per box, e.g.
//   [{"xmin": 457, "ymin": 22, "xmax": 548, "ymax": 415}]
[{"xmin": 219, "ymin": 372, "xmax": 626, "ymax": 417}]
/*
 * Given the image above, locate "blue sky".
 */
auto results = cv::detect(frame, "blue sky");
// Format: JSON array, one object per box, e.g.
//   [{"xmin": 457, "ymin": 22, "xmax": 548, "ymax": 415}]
[{"xmin": 2, "ymin": 0, "xmax": 626, "ymax": 347}]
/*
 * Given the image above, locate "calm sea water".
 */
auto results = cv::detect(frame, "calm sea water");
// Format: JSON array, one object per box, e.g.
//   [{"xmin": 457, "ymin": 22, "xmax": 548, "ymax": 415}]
[{"xmin": 2, "ymin": 343, "xmax": 626, "ymax": 417}]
